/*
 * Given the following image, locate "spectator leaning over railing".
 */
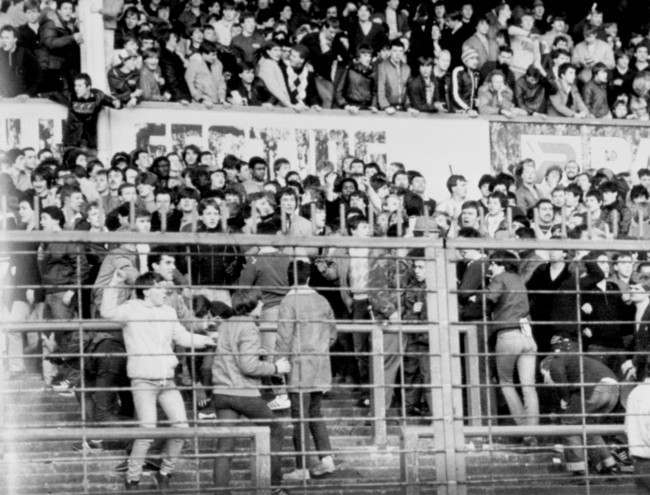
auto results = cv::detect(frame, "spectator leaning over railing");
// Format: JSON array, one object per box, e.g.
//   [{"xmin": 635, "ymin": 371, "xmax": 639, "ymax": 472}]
[{"xmin": 101, "ymin": 268, "xmax": 215, "ymax": 490}]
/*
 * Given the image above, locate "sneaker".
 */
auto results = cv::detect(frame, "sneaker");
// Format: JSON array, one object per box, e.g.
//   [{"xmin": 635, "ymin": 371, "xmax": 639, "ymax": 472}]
[
  {"xmin": 283, "ymin": 468, "xmax": 311, "ymax": 481},
  {"xmin": 52, "ymin": 379, "xmax": 74, "ymax": 397},
  {"xmin": 267, "ymin": 394, "xmax": 291, "ymax": 411},
  {"xmin": 612, "ymin": 447, "xmax": 635, "ymax": 473},
  {"xmin": 311, "ymin": 456, "xmax": 336, "ymax": 477},
  {"xmin": 72, "ymin": 440, "xmax": 104, "ymax": 452},
  {"xmin": 198, "ymin": 410, "xmax": 217, "ymax": 420}
]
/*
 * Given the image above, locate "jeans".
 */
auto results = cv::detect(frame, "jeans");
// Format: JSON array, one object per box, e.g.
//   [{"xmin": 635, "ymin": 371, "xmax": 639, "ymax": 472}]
[
  {"xmin": 289, "ymin": 391, "xmax": 332, "ymax": 468},
  {"xmin": 495, "ymin": 330, "xmax": 539, "ymax": 426},
  {"xmin": 259, "ymin": 306, "xmax": 283, "ymax": 399},
  {"xmin": 127, "ymin": 378, "xmax": 188, "ymax": 482},
  {"xmin": 562, "ymin": 382, "xmax": 619, "ymax": 472},
  {"xmin": 382, "ymin": 330, "xmax": 407, "ymax": 409},
  {"xmin": 212, "ymin": 394, "xmax": 284, "ymax": 490}
]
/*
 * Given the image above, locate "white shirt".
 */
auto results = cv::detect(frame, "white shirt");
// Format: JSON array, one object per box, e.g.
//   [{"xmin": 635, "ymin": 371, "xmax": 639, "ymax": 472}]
[{"xmin": 625, "ymin": 379, "xmax": 650, "ymax": 459}]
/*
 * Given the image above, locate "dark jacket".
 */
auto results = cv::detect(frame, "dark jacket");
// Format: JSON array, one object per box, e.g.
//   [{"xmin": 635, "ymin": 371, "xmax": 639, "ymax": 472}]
[
  {"xmin": 107, "ymin": 67, "xmax": 140, "ymax": 104},
  {"xmin": 17, "ymin": 23, "xmax": 41, "ymax": 54},
  {"xmin": 38, "ymin": 10, "xmax": 80, "ymax": 72},
  {"xmin": 546, "ymin": 353, "xmax": 617, "ymax": 404},
  {"xmin": 582, "ymin": 80, "xmax": 610, "ymax": 118},
  {"xmin": 38, "ymin": 241, "xmax": 90, "ymax": 293},
  {"xmin": 237, "ymin": 249, "xmax": 289, "ymax": 309},
  {"xmin": 602, "ymin": 199, "xmax": 632, "ymax": 237},
  {"xmin": 514, "ymin": 74, "xmax": 548, "ymax": 114},
  {"xmin": 451, "ymin": 66, "xmax": 479, "ymax": 111},
  {"xmin": 334, "ymin": 60, "xmax": 375, "ymax": 108},
  {"xmin": 228, "ymin": 76, "xmax": 274, "ymax": 106},
  {"xmin": 159, "ymin": 47, "xmax": 191, "ymax": 102},
  {"xmin": 485, "ymin": 271, "xmax": 530, "ymax": 334},
  {"xmin": 182, "ymin": 222, "xmax": 244, "ymax": 288},
  {"xmin": 0, "ymin": 46, "xmax": 41, "ymax": 97},
  {"xmin": 368, "ymin": 249, "xmax": 410, "ymax": 320},
  {"xmin": 630, "ymin": 304, "xmax": 650, "ymax": 381},
  {"xmin": 301, "ymin": 31, "xmax": 348, "ymax": 82},
  {"xmin": 406, "ymin": 74, "xmax": 440, "ymax": 112},
  {"xmin": 347, "ymin": 21, "xmax": 388, "ymax": 56},
  {"xmin": 49, "ymin": 88, "xmax": 117, "ymax": 149}
]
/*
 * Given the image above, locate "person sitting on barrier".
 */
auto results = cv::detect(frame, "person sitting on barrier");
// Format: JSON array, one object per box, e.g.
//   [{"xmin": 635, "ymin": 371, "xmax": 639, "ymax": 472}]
[
  {"xmin": 277, "ymin": 259, "xmax": 337, "ymax": 480},
  {"xmin": 100, "ymin": 268, "xmax": 216, "ymax": 490},
  {"xmin": 211, "ymin": 289, "xmax": 291, "ymax": 495},
  {"xmin": 485, "ymin": 250, "xmax": 540, "ymax": 437},
  {"xmin": 541, "ymin": 339, "xmax": 621, "ymax": 477}
]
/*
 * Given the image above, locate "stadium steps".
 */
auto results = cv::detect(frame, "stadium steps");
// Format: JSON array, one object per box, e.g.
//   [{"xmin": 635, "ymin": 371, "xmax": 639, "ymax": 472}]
[{"xmin": 1, "ymin": 374, "xmax": 643, "ymax": 494}]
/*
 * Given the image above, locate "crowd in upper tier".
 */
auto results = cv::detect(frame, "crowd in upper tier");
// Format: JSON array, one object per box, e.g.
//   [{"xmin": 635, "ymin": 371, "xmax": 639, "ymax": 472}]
[{"xmin": 2, "ymin": 0, "xmax": 650, "ymax": 119}]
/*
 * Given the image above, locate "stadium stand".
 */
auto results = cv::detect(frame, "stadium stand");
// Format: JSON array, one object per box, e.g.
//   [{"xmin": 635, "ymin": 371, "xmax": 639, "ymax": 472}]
[{"xmin": 2, "ymin": 0, "xmax": 650, "ymax": 494}]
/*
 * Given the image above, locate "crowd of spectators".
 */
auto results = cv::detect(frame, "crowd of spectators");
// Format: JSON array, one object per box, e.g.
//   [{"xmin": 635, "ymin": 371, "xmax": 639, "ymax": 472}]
[
  {"xmin": 2, "ymin": 141, "xmax": 650, "ymax": 484},
  {"xmin": 2, "ymin": 0, "xmax": 650, "ymax": 118}
]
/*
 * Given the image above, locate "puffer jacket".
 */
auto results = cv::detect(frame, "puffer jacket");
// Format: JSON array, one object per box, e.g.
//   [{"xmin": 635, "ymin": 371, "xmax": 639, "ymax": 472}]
[
  {"xmin": 334, "ymin": 61, "xmax": 375, "ymax": 108},
  {"xmin": 211, "ymin": 316, "xmax": 276, "ymax": 396},
  {"xmin": 38, "ymin": 10, "xmax": 80, "ymax": 71},
  {"xmin": 107, "ymin": 67, "xmax": 140, "ymax": 104}
]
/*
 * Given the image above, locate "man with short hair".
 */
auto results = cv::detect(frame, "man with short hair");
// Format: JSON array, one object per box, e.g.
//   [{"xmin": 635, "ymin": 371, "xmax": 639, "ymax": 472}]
[
  {"xmin": 376, "ymin": 39, "xmax": 410, "ymax": 113},
  {"xmin": 548, "ymin": 63, "xmax": 591, "ymax": 118},
  {"xmin": 101, "ymin": 269, "xmax": 215, "ymax": 490},
  {"xmin": 231, "ymin": 11, "xmax": 265, "ymax": 65},
  {"xmin": 437, "ymin": 174, "xmax": 468, "ymax": 220},
  {"xmin": 462, "ymin": 16, "xmax": 498, "ymax": 69},
  {"xmin": 185, "ymin": 40, "xmax": 226, "ymax": 106},
  {"xmin": 515, "ymin": 160, "xmax": 541, "ymax": 213},
  {"xmin": 0, "ymin": 24, "xmax": 40, "ymax": 97}
]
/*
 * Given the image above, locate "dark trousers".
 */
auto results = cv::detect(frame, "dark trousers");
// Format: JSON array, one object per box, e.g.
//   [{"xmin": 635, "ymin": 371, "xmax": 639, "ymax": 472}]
[
  {"xmin": 352, "ymin": 299, "xmax": 371, "ymax": 385},
  {"xmin": 633, "ymin": 456, "xmax": 650, "ymax": 491},
  {"xmin": 288, "ymin": 391, "xmax": 332, "ymax": 469},
  {"xmin": 83, "ymin": 339, "xmax": 133, "ymax": 424},
  {"xmin": 403, "ymin": 338, "xmax": 432, "ymax": 413},
  {"xmin": 212, "ymin": 394, "xmax": 284, "ymax": 489}
]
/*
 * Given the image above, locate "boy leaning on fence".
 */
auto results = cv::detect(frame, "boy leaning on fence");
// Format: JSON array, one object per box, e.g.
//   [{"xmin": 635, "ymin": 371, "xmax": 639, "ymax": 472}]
[{"xmin": 100, "ymin": 268, "xmax": 216, "ymax": 490}]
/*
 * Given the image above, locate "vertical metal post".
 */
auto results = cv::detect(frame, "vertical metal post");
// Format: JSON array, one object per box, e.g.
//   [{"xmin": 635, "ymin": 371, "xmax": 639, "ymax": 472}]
[
  {"xmin": 128, "ymin": 200, "xmax": 135, "ymax": 230},
  {"xmin": 424, "ymin": 246, "xmax": 446, "ymax": 494},
  {"xmin": 253, "ymin": 430, "xmax": 271, "ymax": 495},
  {"xmin": 339, "ymin": 203, "xmax": 346, "ymax": 234},
  {"xmin": 371, "ymin": 324, "xmax": 387, "ymax": 446}
]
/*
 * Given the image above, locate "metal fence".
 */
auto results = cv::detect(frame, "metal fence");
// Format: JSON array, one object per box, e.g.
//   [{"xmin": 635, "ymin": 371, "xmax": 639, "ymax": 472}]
[{"xmin": 1, "ymin": 231, "xmax": 649, "ymax": 494}]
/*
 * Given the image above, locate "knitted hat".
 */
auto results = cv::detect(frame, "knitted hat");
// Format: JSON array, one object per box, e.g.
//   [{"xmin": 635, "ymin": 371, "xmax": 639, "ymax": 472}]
[{"xmin": 461, "ymin": 47, "xmax": 479, "ymax": 65}]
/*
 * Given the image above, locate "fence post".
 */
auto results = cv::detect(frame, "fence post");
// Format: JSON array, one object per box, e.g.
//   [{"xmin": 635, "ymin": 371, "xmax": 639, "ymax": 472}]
[
  {"xmin": 252, "ymin": 429, "xmax": 271, "ymax": 495},
  {"xmin": 371, "ymin": 324, "xmax": 387, "ymax": 446},
  {"xmin": 400, "ymin": 426, "xmax": 420, "ymax": 495}
]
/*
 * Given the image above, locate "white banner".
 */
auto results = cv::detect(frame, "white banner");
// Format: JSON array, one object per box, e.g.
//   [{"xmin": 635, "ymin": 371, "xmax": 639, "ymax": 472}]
[
  {"xmin": 104, "ymin": 105, "xmax": 491, "ymax": 201},
  {"xmin": 0, "ymin": 100, "xmax": 67, "ymax": 152}
]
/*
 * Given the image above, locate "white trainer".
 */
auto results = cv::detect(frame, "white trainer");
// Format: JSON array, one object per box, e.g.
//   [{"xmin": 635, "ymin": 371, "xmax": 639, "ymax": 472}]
[
  {"xmin": 283, "ymin": 468, "xmax": 311, "ymax": 481},
  {"xmin": 267, "ymin": 394, "xmax": 291, "ymax": 411},
  {"xmin": 311, "ymin": 455, "xmax": 336, "ymax": 477}
]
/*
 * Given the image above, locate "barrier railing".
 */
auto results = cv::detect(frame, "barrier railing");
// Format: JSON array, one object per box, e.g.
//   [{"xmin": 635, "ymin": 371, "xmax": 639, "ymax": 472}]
[{"xmin": 2, "ymin": 232, "xmax": 650, "ymax": 495}]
